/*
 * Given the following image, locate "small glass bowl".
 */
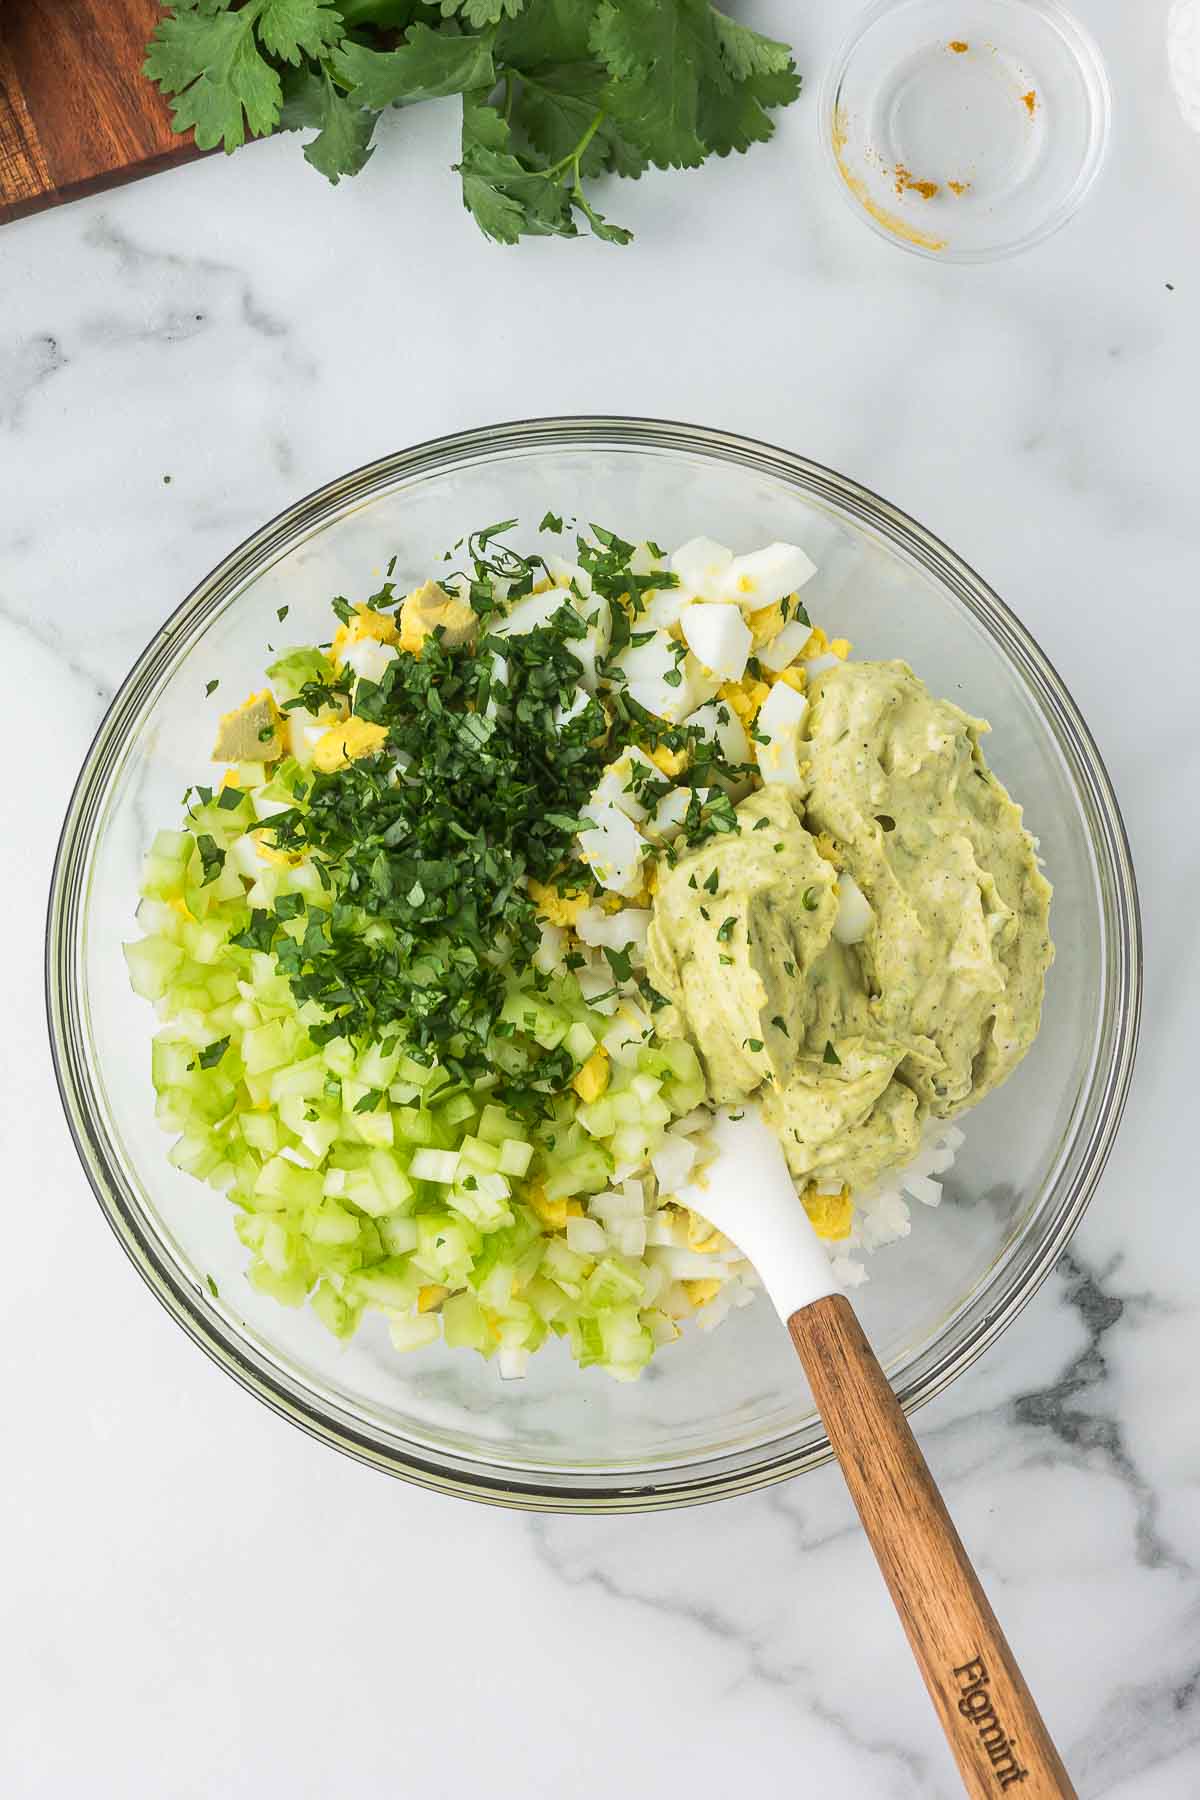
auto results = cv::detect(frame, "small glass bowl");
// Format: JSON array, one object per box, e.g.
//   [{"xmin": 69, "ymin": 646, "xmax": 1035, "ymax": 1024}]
[
  {"xmin": 821, "ymin": 0, "xmax": 1112, "ymax": 261},
  {"xmin": 46, "ymin": 419, "xmax": 1140, "ymax": 1511}
]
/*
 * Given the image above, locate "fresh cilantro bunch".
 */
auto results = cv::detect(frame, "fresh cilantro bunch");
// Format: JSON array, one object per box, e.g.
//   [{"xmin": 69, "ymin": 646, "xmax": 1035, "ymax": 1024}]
[{"xmin": 144, "ymin": 0, "xmax": 801, "ymax": 244}]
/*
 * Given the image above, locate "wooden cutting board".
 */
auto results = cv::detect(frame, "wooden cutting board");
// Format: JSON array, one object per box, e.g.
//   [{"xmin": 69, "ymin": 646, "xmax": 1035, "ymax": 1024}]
[{"xmin": 0, "ymin": 0, "xmax": 204, "ymax": 225}]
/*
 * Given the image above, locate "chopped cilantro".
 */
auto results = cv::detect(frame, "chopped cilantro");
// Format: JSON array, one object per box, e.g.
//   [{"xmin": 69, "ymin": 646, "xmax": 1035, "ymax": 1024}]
[
  {"xmin": 217, "ymin": 786, "xmax": 244, "ymax": 811},
  {"xmin": 771, "ymin": 1015, "xmax": 789, "ymax": 1037},
  {"xmin": 716, "ymin": 916, "xmax": 737, "ymax": 943},
  {"xmin": 277, "ymin": 605, "xmax": 289, "ymax": 621},
  {"xmin": 802, "ymin": 886, "xmax": 819, "ymax": 910},
  {"xmin": 196, "ymin": 834, "xmax": 225, "ymax": 886},
  {"xmin": 753, "ymin": 816, "xmax": 770, "ymax": 831},
  {"xmin": 353, "ymin": 1089, "xmax": 384, "ymax": 1114},
  {"xmin": 823, "ymin": 1041, "xmax": 841, "ymax": 1066},
  {"xmin": 745, "ymin": 1038, "xmax": 764, "ymax": 1053},
  {"xmin": 702, "ymin": 867, "xmax": 719, "ymax": 895},
  {"xmin": 539, "ymin": 512, "xmax": 564, "ymax": 534},
  {"xmin": 195, "ymin": 1035, "xmax": 230, "ymax": 1070},
  {"xmin": 205, "ymin": 679, "xmax": 219, "ymax": 697}
]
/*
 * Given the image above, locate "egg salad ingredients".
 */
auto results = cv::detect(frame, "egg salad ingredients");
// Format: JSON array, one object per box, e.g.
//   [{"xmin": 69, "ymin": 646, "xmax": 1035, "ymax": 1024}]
[
  {"xmin": 143, "ymin": 2, "xmax": 801, "ymax": 248},
  {"xmin": 125, "ymin": 516, "xmax": 1049, "ymax": 1383},
  {"xmin": 647, "ymin": 660, "xmax": 1053, "ymax": 1197}
]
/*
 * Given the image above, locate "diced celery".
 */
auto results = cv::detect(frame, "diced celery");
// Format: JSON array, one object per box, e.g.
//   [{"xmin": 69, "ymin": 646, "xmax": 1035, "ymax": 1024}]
[
  {"xmin": 456, "ymin": 1134, "xmax": 501, "ymax": 1174},
  {"xmin": 585, "ymin": 1256, "xmax": 646, "ymax": 1310},
  {"xmin": 311, "ymin": 1280, "xmax": 361, "ymax": 1339},
  {"xmin": 392, "ymin": 1105, "xmax": 435, "ymax": 1146},
  {"xmin": 477, "ymin": 1102, "xmax": 525, "ymax": 1146},
  {"xmin": 575, "ymin": 1097, "xmax": 615, "ymax": 1139},
  {"xmin": 434, "ymin": 1092, "xmax": 477, "ymax": 1132},
  {"xmin": 302, "ymin": 1201, "xmax": 361, "ymax": 1245},
  {"xmin": 564, "ymin": 1020, "xmax": 597, "ymax": 1062},
  {"xmin": 246, "ymin": 1259, "xmax": 309, "ymax": 1307},
  {"xmin": 387, "ymin": 1312, "xmax": 440, "ymax": 1353},
  {"xmin": 346, "ymin": 1258, "xmax": 419, "ymax": 1312},
  {"xmin": 123, "ymin": 937, "xmax": 184, "ymax": 1001},
  {"xmin": 410, "ymin": 1148, "xmax": 459, "ymax": 1184},
  {"xmin": 254, "ymin": 1155, "xmax": 323, "ymax": 1212},
  {"xmin": 376, "ymin": 1213, "xmax": 418, "ymax": 1256},
  {"xmin": 242, "ymin": 1019, "xmax": 292, "ymax": 1075},
  {"xmin": 542, "ymin": 1144, "xmax": 613, "ymax": 1200},
  {"xmin": 500, "ymin": 990, "xmax": 569, "ymax": 1049},
  {"xmin": 497, "ymin": 1137, "xmax": 534, "ymax": 1177},
  {"xmin": 442, "ymin": 1292, "xmax": 488, "ymax": 1350}
]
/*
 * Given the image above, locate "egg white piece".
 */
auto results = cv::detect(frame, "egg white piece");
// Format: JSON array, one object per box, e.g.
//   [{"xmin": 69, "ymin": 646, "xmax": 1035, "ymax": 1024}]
[
  {"xmin": 682, "ymin": 698, "xmax": 751, "ymax": 768},
  {"xmin": 578, "ymin": 800, "xmax": 647, "ymax": 895},
  {"xmin": 589, "ymin": 746, "xmax": 658, "ymax": 822},
  {"xmin": 805, "ymin": 652, "xmax": 842, "ymax": 678},
  {"xmin": 758, "ymin": 617, "xmax": 813, "ymax": 671},
  {"xmin": 670, "ymin": 537, "xmax": 733, "ymax": 598},
  {"xmin": 679, "ymin": 602, "xmax": 752, "ymax": 681},
  {"xmin": 645, "ymin": 783, "xmax": 707, "ymax": 843},
  {"xmin": 754, "ymin": 681, "xmax": 810, "ymax": 786},
  {"xmin": 615, "ymin": 630, "xmax": 718, "ymax": 722},
  {"xmin": 341, "ymin": 637, "xmax": 399, "ymax": 685},
  {"xmin": 492, "ymin": 588, "xmax": 573, "ymax": 637},
  {"xmin": 543, "ymin": 553, "xmax": 592, "ymax": 596},
  {"xmin": 720, "ymin": 542, "xmax": 817, "ymax": 611},
  {"xmin": 575, "ymin": 906, "xmax": 652, "ymax": 952},
  {"xmin": 833, "ymin": 872, "xmax": 873, "ymax": 946},
  {"xmin": 569, "ymin": 594, "xmax": 612, "ymax": 690}
]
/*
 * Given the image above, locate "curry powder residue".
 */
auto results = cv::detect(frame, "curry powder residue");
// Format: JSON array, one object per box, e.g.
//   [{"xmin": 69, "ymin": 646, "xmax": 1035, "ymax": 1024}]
[
  {"xmin": 1022, "ymin": 89, "xmax": 1037, "ymax": 115},
  {"xmin": 948, "ymin": 39, "xmax": 969, "ymax": 52},
  {"xmin": 947, "ymin": 179, "xmax": 971, "ymax": 196},
  {"xmin": 894, "ymin": 163, "xmax": 940, "ymax": 200},
  {"xmin": 831, "ymin": 108, "xmax": 948, "ymax": 252}
]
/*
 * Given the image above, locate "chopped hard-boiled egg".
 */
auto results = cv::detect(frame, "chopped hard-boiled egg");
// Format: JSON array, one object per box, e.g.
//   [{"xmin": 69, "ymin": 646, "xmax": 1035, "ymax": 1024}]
[
  {"xmin": 590, "ymin": 747, "xmax": 658, "ymax": 823},
  {"xmin": 543, "ymin": 553, "xmax": 592, "ymax": 595},
  {"xmin": 311, "ymin": 717, "xmax": 390, "ymax": 773},
  {"xmin": 682, "ymin": 698, "xmax": 751, "ymax": 769},
  {"xmin": 211, "ymin": 691, "xmax": 284, "ymax": 764},
  {"xmin": 679, "ymin": 602, "xmax": 752, "ymax": 681},
  {"xmin": 330, "ymin": 605, "xmax": 399, "ymax": 665},
  {"xmin": 575, "ymin": 906, "xmax": 651, "ymax": 952},
  {"xmin": 753, "ymin": 680, "xmax": 810, "ymax": 786},
  {"xmin": 833, "ymin": 872, "xmax": 873, "ymax": 945},
  {"xmin": 719, "ymin": 542, "xmax": 817, "ymax": 611},
  {"xmin": 577, "ymin": 800, "xmax": 646, "ymax": 896},
  {"xmin": 645, "ymin": 784, "xmax": 705, "ymax": 843},
  {"xmin": 614, "ymin": 630, "xmax": 718, "ymax": 722},
  {"xmin": 758, "ymin": 617, "xmax": 813, "ymax": 672},
  {"xmin": 494, "ymin": 584, "xmax": 611, "ymax": 690},
  {"xmin": 341, "ymin": 636, "xmax": 399, "ymax": 685},
  {"xmin": 398, "ymin": 580, "xmax": 478, "ymax": 655},
  {"xmin": 527, "ymin": 877, "xmax": 589, "ymax": 927},
  {"xmin": 670, "ymin": 536, "xmax": 734, "ymax": 597}
]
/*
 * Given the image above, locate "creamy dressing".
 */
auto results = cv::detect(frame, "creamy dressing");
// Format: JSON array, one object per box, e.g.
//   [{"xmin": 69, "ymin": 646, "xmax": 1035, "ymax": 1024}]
[{"xmin": 647, "ymin": 661, "xmax": 1053, "ymax": 1195}]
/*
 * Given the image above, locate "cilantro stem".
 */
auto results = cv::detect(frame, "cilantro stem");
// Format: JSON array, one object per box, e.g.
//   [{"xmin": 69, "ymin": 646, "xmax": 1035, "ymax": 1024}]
[{"xmin": 543, "ymin": 108, "xmax": 605, "ymax": 181}]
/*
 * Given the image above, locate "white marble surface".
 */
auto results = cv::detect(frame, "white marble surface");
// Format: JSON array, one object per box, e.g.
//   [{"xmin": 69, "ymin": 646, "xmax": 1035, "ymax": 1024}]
[{"xmin": 4, "ymin": 1, "xmax": 1200, "ymax": 1793}]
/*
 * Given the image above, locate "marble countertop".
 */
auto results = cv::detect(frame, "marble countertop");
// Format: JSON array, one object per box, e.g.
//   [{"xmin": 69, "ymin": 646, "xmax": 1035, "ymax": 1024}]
[{"xmin": 5, "ymin": 1, "xmax": 1199, "ymax": 1793}]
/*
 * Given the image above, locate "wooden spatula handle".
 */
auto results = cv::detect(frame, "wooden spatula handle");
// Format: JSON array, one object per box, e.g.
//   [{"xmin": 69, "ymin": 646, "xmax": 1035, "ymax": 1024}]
[{"xmin": 789, "ymin": 1294, "xmax": 1076, "ymax": 1798}]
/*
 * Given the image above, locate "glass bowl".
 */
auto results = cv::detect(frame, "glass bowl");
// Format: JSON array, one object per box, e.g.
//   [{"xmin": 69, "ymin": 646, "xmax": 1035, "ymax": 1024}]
[
  {"xmin": 820, "ymin": 0, "xmax": 1112, "ymax": 262},
  {"xmin": 46, "ymin": 418, "xmax": 1140, "ymax": 1511}
]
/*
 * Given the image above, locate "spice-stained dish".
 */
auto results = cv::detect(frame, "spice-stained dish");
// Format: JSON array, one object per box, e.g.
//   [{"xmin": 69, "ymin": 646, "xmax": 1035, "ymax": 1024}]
[{"xmin": 123, "ymin": 521, "xmax": 1052, "ymax": 1381}]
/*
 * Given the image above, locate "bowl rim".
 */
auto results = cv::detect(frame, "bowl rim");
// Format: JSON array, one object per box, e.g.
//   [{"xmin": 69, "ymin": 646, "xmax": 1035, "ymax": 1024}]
[{"xmin": 45, "ymin": 414, "xmax": 1142, "ymax": 1512}]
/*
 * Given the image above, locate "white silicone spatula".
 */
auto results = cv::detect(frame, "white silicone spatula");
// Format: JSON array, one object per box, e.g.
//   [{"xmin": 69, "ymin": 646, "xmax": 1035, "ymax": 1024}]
[{"xmin": 676, "ymin": 1106, "xmax": 1077, "ymax": 1800}]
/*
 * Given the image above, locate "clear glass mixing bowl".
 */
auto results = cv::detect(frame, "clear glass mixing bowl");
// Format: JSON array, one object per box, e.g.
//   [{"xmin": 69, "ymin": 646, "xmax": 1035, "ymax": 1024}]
[{"xmin": 46, "ymin": 419, "xmax": 1140, "ymax": 1511}]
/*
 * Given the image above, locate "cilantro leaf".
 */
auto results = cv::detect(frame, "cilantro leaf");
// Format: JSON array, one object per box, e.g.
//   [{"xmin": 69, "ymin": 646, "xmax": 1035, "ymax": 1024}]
[
  {"xmin": 145, "ymin": 0, "xmax": 342, "ymax": 152},
  {"xmin": 335, "ymin": 27, "xmax": 496, "ymax": 109},
  {"xmin": 590, "ymin": 0, "xmax": 720, "ymax": 170},
  {"xmin": 439, "ymin": 0, "xmax": 526, "ymax": 25},
  {"xmin": 456, "ymin": 95, "xmax": 576, "ymax": 243},
  {"xmin": 280, "ymin": 67, "xmax": 378, "ymax": 182},
  {"xmin": 196, "ymin": 1035, "xmax": 231, "ymax": 1070}
]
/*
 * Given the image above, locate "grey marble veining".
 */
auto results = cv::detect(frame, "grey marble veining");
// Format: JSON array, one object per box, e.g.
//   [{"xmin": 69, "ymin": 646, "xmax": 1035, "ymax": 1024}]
[{"xmin": 4, "ymin": 0, "xmax": 1200, "ymax": 1794}]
